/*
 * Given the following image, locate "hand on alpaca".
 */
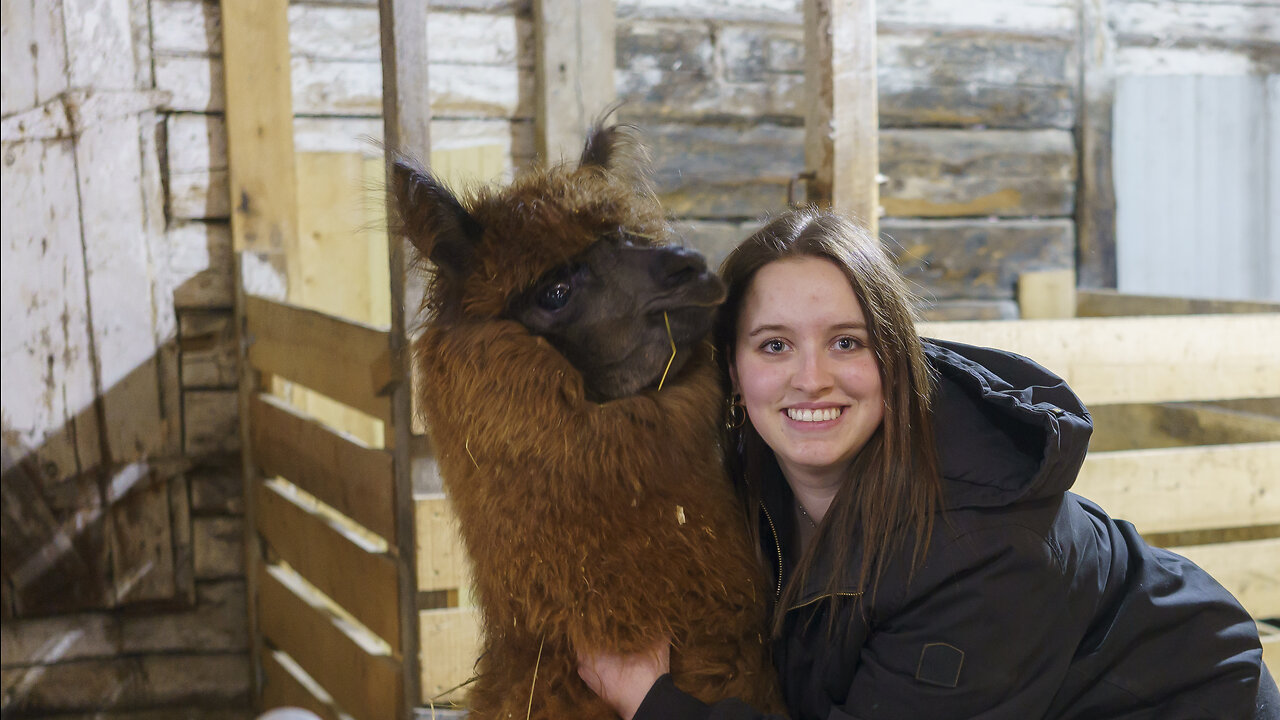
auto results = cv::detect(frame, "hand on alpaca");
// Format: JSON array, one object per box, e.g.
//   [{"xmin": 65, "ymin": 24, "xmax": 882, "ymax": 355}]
[{"xmin": 577, "ymin": 636, "xmax": 671, "ymax": 720}]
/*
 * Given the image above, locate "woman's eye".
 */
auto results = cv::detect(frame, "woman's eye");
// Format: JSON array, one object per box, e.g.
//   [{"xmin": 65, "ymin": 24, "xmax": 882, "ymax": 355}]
[
  {"xmin": 834, "ymin": 336, "xmax": 862, "ymax": 351},
  {"xmin": 762, "ymin": 339, "xmax": 788, "ymax": 354},
  {"xmin": 537, "ymin": 281, "xmax": 572, "ymax": 310}
]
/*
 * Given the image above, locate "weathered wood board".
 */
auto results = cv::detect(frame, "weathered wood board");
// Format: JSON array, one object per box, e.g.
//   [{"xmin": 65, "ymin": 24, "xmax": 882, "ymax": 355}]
[
  {"xmin": 1075, "ymin": 443, "xmax": 1280, "ymax": 535},
  {"xmin": 179, "ymin": 311, "xmax": 239, "ymax": 388},
  {"xmin": 255, "ymin": 478, "xmax": 401, "ymax": 649},
  {"xmin": 0, "ymin": 653, "xmax": 250, "ymax": 714},
  {"xmin": 245, "ymin": 296, "xmax": 393, "ymax": 424},
  {"xmin": 1090, "ymin": 402, "xmax": 1280, "ymax": 453},
  {"xmin": 252, "ymin": 393, "xmax": 396, "ymax": 542},
  {"xmin": 1, "ymin": 581, "xmax": 248, "ymax": 667},
  {"xmin": 884, "ymin": 219, "xmax": 1074, "ymax": 301},
  {"xmin": 257, "ymin": 563, "xmax": 401, "ymax": 720}
]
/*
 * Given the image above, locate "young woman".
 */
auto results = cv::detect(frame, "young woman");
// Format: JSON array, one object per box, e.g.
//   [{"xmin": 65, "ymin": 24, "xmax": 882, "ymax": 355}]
[{"xmin": 578, "ymin": 208, "xmax": 1278, "ymax": 719}]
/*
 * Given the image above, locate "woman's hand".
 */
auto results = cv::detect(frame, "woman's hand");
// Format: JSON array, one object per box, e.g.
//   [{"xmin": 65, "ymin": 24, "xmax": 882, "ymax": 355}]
[{"xmin": 577, "ymin": 637, "xmax": 671, "ymax": 720}]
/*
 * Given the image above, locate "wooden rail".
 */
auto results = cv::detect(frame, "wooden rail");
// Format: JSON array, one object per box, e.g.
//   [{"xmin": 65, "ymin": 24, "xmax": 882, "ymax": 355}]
[
  {"xmin": 246, "ymin": 295, "xmax": 394, "ymax": 424},
  {"xmin": 918, "ymin": 314, "xmax": 1280, "ymax": 405}
]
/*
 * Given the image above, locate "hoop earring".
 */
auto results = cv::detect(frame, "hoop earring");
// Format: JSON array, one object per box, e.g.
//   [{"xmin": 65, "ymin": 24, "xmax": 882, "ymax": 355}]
[{"xmin": 725, "ymin": 393, "xmax": 747, "ymax": 430}]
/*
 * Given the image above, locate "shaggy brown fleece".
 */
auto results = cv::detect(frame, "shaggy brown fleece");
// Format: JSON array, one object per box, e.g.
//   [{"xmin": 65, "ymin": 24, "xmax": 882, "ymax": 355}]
[{"xmin": 397, "ymin": 126, "xmax": 781, "ymax": 719}]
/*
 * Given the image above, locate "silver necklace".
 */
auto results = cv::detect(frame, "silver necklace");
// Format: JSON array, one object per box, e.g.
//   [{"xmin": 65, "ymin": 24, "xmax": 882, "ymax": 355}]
[{"xmin": 797, "ymin": 501, "xmax": 818, "ymax": 529}]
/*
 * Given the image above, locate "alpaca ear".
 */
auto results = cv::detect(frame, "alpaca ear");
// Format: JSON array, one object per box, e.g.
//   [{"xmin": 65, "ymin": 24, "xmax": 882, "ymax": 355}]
[
  {"xmin": 390, "ymin": 157, "xmax": 481, "ymax": 277},
  {"xmin": 577, "ymin": 123, "xmax": 650, "ymax": 183}
]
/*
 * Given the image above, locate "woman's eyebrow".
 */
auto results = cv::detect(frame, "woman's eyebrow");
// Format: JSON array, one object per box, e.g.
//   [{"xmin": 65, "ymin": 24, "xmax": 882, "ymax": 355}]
[
  {"xmin": 746, "ymin": 323, "xmax": 790, "ymax": 338},
  {"xmin": 833, "ymin": 322, "xmax": 868, "ymax": 332}
]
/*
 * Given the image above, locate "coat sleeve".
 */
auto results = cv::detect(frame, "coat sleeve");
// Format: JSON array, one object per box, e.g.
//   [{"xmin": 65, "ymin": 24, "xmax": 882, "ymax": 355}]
[
  {"xmin": 833, "ymin": 524, "xmax": 1079, "ymax": 720},
  {"xmin": 634, "ymin": 675, "xmax": 790, "ymax": 720}
]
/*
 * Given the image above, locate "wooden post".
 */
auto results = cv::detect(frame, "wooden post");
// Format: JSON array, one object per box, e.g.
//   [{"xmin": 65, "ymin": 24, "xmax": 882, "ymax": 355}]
[
  {"xmin": 533, "ymin": 0, "xmax": 617, "ymax": 164},
  {"xmin": 1018, "ymin": 269, "xmax": 1077, "ymax": 319},
  {"xmin": 1077, "ymin": 0, "xmax": 1118, "ymax": 288},
  {"xmin": 378, "ymin": 0, "xmax": 427, "ymax": 715},
  {"xmin": 220, "ymin": 0, "xmax": 298, "ymax": 705},
  {"xmin": 805, "ymin": 0, "xmax": 879, "ymax": 235}
]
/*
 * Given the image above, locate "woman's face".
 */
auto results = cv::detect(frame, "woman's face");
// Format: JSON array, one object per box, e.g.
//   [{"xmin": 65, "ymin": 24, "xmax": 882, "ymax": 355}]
[{"xmin": 731, "ymin": 256, "xmax": 885, "ymax": 486}]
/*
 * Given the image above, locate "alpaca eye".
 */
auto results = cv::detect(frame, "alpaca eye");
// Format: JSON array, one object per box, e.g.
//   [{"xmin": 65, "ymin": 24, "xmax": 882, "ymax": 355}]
[{"xmin": 538, "ymin": 281, "xmax": 572, "ymax": 310}]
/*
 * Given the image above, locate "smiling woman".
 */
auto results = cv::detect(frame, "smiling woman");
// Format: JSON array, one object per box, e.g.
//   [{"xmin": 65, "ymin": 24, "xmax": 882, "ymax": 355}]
[
  {"xmin": 731, "ymin": 256, "xmax": 887, "ymax": 524},
  {"xmin": 579, "ymin": 207, "xmax": 1280, "ymax": 720}
]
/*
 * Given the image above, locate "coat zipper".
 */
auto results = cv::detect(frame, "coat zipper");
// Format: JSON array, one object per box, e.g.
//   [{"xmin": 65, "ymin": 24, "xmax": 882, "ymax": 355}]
[{"xmin": 760, "ymin": 501, "xmax": 783, "ymax": 601}]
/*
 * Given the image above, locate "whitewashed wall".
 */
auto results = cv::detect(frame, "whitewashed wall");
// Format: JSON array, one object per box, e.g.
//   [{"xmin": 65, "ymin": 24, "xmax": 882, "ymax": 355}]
[{"xmin": 1115, "ymin": 75, "xmax": 1278, "ymax": 301}]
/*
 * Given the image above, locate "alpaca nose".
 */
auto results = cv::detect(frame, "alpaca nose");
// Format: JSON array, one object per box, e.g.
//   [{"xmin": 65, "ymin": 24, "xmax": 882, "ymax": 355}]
[{"xmin": 654, "ymin": 246, "xmax": 708, "ymax": 288}]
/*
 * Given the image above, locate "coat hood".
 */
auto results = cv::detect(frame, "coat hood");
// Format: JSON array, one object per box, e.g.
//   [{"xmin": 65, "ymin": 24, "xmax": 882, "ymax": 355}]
[{"xmin": 924, "ymin": 339, "xmax": 1092, "ymax": 510}]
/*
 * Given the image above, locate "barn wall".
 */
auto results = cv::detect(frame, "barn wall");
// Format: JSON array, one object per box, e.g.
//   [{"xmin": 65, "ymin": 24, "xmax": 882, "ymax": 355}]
[
  {"xmin": 2, "ymin": 0, "xmax": 1276, "ymax": 716},
  {"xmin": 2, "ymin": 0, "xmax": 250, "ymax": 716}
]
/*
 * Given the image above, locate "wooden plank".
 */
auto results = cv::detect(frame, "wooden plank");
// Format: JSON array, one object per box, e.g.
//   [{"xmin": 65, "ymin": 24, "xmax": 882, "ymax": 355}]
[
  {"xmin": 1074, "ymin": 443, "xmax": 1280, "ymax": 535},
  {"xmin": 615, "ymin": 24, "xmax": 1076, "ymax": 129},
  {"xmin": 258, "ymin": 563, "xmax": 401, "ymax": 720},
  {"xmin": 1077, "ymin": 0, "xmax": 1118, "ymax": 288},
  {"xmin": 646, "ymin": 124, "xmax": 1077, "ymax": 220},
  {"xmin": 1018, "ymin": 269, "xmax": 1076, "ymax": 319},
  {"xmin": 877, "ymin": 31, "xmax": 1076, "ymax": 130},
  {"xmin": 1109, "ymin": 0, "xmax": 1280, "ymax": 47},
  {"xmin": 1090, "ymin": 403, "xmax": 1280, "ymax": 453},
  {"xmin": 220, "ymin": 0, "xmax": 298, "ymax": 255},
  {"xmin": 918, "ymin": 314, "xmax": 1280, "ymax": 405},
  {"xmin": 179, "ymin": 311, "xmax": 239, "ymax": 388},
  {"xmin": 193, "ymin": 516, "xmax": 245, "ymax": 579},
  {"xmin": 153, "ymin": 3, "xmax": 530, "ymax": 66},
  {"xmin": 917, "ymin": 300, "xmax": 1019, "ymax": 321},
  {"xmin": 533, "ymin": 0, "xmax": 616, "ymax": 163},
  {"xmin": 0, "ymin": 653, "xmax": 249, "ymax": 714},
  {"xmin": 107, "ymin": 464, "xmax": 177, "ymax": 604},
  {"xmin": 880, "ymin": 129, "xmax": 1075, "ymax": 217},
  {"xmin": 158, "ymin": 52, "xmax": 534, "ymax": 118},
  {"xmin": 164, "ymin": 116, "xmax": 526, "ymax": 222},
  {"xmin": 183, "ymin": 389, "xmax": 240, "ymax": 455},
  {"xmin": 1, "ymin": 136, "xmax": 110, "ymax": 614},
  {"xmin": 414, "ymin": 496, "xmax": 471, "ymax": 594},
  {"xmin": 252, "ymin": 393, "xmax": 396, "ymax": 541},
  {"xmin": 0, "ymin": 0, "xmax": 70, "ymax": 115},
  {"xmin": 75, "ymin": 111, "xmax": 179, "ymax": 464},
  {"xmin": 1077, "ymin": 290, "xmax": 1280, "ymax": 317},
  {"xmin": 1169, "ymin": 538, "xmax": 1280, "ymax": 620},
  {"xmin": 261, "ymin": 648, "xmax": 347, "ymax": 720},
  {"xmin": 884, "ymin": 219, "xmax": 1075, "ymax": 301},
  {"xmin": 245, "ymin": 295, "xmax": 394, "ymax": 423},
  {"xmin": 256, "ymin": 478, "xmax": 401, "ymax": 649},
  {"xmin": 805, "ymin": 0, "xmax": 878, "ymax": 230},
  {"xmin": 418, "ymin": 607, "xmax": 481, "ymax": 705}
]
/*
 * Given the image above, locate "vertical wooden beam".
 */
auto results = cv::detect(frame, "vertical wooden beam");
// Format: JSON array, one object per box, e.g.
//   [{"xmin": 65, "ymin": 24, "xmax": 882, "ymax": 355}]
[
  {"xmin": 378, "ymin": 1, "xmax": 427, "ymax": 715},
  {"xmin": 533, "ymin": 0, "xmax": 617, "ymax": 165},
  {"xmin": 1077, "ymin": 0, "xmax": 1118, "ymax": 288},
  {"xmin": 222, "ymin": 0, "xmax": 299, "ymax": 259},
  {"xmin": 220, "ymin": 0, "xmax": 299, "ymax": 708},
  {"xmin": 805, "ymin": 0, "xmax": 878, "ymax": 235}
]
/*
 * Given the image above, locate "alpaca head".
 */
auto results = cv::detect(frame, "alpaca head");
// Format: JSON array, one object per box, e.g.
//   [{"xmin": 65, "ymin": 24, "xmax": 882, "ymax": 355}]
[{"xmin": 393, "ymin": 124, "xmax": 726, "ymax": 400}]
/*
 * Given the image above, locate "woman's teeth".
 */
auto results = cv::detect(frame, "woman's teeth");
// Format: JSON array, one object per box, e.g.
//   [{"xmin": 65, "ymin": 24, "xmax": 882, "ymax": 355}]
[{"xmin": 786, "ymin": 407, "xmax": 842, "ymax": 422}]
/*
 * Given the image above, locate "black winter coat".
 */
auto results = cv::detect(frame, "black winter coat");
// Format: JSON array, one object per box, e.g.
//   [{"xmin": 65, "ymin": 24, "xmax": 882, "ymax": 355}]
[{"xmin": 636, "ymin": 339, "xmax": 1272, "ymax": 720}]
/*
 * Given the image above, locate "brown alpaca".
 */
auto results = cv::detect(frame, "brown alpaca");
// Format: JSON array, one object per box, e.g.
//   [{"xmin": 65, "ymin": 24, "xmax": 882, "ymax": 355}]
[{"xmin": 392, "ymin": 125, "xmax": 781, "ymax": 719}]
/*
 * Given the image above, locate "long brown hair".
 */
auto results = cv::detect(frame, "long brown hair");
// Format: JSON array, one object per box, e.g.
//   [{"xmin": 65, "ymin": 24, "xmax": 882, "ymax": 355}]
[{"xmin": 715, "ymin": 208, "xmax": 942, "ymax": 627}]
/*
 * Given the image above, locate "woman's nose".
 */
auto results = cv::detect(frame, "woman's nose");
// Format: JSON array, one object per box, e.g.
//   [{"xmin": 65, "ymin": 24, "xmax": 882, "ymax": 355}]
[{"xmin": 792, "ymin": 352, "xmax": 833, "ymax": 394}]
